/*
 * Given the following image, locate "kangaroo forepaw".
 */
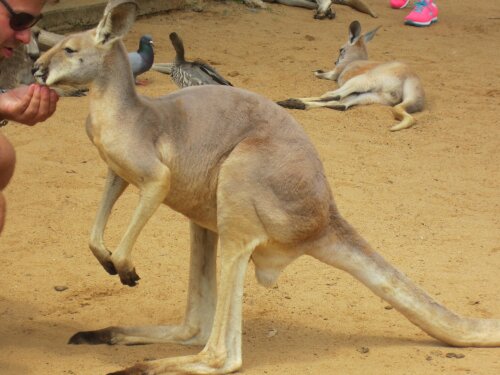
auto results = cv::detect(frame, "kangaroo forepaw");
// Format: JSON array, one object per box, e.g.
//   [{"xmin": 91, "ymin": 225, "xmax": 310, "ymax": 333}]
[
  {"xmin": 100, "ymin": 258, "xmax": 118, "ymax": 275},
  {"xmin": 90, "ymin": 244, "xmax": 118, "ymax": 275},
  {"xmin": 119, "ymin": 268, "xmax": 141, "ymax": 287},
  {"xmin": 276, "ymin": 99, "xmax": 306, "ymax": 110}
]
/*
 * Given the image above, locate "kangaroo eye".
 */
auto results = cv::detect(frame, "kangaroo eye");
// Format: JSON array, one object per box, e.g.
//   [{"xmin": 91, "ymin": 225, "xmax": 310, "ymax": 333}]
[{"xmin": 64, "ymin": 47, "xmax": 76, "ymax": 54}]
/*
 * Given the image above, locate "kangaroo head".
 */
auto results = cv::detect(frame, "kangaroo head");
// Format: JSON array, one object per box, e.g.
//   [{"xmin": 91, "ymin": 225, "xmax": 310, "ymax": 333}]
[
  {"xmin": 33, "ymin": 0, "xmax": 138, "ymax": 87},
  {"xmin": 334, "ymin": 21, "xmax": 380, "ymax": 72}
]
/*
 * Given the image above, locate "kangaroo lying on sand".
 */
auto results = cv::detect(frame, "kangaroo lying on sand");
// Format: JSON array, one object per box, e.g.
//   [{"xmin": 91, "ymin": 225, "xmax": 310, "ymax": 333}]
[
  {"xmin": 245, "ymin": 0, "xmax": 377, "ymax": 20},
  {"xmin": 278, "ymin": 21, "xmax": 425, "ymax": 131},
  {"xmin": 33, "ymin": 1, "xmax": 499, "ymax": 374}
]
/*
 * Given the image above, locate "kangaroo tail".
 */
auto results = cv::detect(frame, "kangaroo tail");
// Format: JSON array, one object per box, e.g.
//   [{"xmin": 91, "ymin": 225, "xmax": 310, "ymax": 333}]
[
  {"xmin": 390, "ymin": 104, "xmax": 415, "ymax": 131},
  {"xmin": 309, "ymin": 213, "xmax": 500, "ymax": 347},
  {"xmin": 390, "ymin": 76, "xmax": 425, "ymax": 131}
]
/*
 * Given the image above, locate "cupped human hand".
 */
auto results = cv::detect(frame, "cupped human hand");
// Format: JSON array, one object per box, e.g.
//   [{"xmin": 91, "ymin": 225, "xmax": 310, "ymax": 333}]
[{"xmin": 0, "ymin": 84, "xmax": 59, "ymax": 126}]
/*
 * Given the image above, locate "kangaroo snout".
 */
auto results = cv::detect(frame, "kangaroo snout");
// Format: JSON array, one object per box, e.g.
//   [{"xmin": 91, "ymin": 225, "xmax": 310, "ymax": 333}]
[{"xmin": 32, "ymin": 63, "xmax": 48, "ymax": 84}]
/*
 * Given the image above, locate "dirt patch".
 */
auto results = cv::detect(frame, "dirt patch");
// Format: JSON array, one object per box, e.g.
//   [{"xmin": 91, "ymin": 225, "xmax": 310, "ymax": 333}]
[{"xmin": 1, "ymin": 1, "xmax": 499, "ymax": 374}]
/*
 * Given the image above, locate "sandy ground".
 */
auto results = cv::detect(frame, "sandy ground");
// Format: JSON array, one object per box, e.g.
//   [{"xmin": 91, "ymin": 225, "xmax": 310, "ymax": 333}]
[{"xmin": 1, "ymin": 1, "xmax": 499, "ymax": 374}]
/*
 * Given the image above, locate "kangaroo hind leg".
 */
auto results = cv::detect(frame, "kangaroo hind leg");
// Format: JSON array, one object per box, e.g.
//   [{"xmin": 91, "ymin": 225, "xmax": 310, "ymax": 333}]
[
  {"xmin": 108, "ymin": 235, "xmax": 257, "ymax": 374},
  {"xmin": 320, "ymin": 75, "xmax": 373, "ymax": 101},
  {"xmin": 70, "ymin": 222, "xmax": 218, "ymax": 347},
  {"xmin": 106, "ymin": 233, "xmax": 262, "ymax": 373},
  {"xmin": 276, "ymin": 94, "xmax": 339, "ymax": 110},
  {"xmin": 324, "ymin": 92, "xmax": 392, "ymax": 111}
]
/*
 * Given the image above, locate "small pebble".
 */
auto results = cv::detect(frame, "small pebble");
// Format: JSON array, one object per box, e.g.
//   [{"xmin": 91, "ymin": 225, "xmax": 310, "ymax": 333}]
[
  {"xmin": 266, "ymin": 328, "xmax": 278, "ymax": 338},
  {"xmin": 54, "ymin": 285, "xmax": 68, "ymax": 292},
  {"xmin": 446, "ymin": 352, "xmax": 465, "ymax": 359},
  {"xmin": 357, "ymin": 346, "xmax": 369, "ymax": 354}
]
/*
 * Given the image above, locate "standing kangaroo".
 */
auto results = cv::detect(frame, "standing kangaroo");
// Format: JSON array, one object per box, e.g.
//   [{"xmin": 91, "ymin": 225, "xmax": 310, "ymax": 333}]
[
  {"xmin": 278, "ymin": 20, "xmax": 425, "ymax": 131},
  {"xmin": 33, "ymin": 1, "xmax": 498, "ymax": 374}
]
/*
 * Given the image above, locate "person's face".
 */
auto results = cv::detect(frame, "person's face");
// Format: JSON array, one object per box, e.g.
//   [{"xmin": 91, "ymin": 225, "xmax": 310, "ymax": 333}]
[{"xmin": 0, "ymin": 0, "xmax": 45, "ymax": 58}]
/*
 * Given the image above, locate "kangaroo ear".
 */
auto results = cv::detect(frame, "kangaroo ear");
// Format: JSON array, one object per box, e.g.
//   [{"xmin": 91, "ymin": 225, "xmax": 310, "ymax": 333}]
[
  {"xmin": 349, "ymin": 21, "xmax": 362, "ymax": 44},
  {"xmin": 95, "ymin": 0, "xmax": 138, "ymax": 45},
  {"xmin": 363, "ymin": 25, "xmax": 381, "ymax": 43}
]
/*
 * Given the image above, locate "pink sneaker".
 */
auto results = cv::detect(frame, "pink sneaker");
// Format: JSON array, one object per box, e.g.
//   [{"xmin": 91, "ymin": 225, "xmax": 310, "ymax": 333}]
[
  {"xmin": 404, "ymin": 0, "xmax": 438, "ymax": 27},
  {"xmin": 390, "ymin": 0, "xmax": 410, "ymax": 9}
]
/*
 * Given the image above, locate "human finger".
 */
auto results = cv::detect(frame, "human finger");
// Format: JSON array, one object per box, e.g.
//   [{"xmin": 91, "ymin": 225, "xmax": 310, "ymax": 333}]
[
  {"xmin": 48, "ymin": 89, "xmax": 60, "ymax": 117},
  {"xmin": 37, "ymin": 86, "xmax": 52, "ymax": 120},
  {"xmin": 22, "ymin": 85, "xmax": 42, "ymax": 125}
]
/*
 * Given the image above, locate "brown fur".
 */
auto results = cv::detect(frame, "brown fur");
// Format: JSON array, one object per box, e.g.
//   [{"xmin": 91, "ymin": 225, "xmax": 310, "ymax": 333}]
[{"xmin": 337, "ymin": 60, "xmax": 381, "ymax": 83}]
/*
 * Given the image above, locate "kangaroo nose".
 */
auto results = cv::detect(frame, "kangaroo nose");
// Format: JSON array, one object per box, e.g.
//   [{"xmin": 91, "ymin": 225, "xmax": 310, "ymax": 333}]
[{"xmin": 31, "ymin": 63, "xmax": 47, "ymax": 84}]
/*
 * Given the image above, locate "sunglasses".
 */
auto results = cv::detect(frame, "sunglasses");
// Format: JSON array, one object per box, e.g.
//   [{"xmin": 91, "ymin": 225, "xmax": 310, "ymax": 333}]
[{"xmin": 0, "ymin": 0, "xmax": 42, "ymax": 31}]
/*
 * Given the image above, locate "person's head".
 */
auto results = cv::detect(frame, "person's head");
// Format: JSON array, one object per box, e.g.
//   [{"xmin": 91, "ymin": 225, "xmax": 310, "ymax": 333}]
[{"xmin": 0, "ymin": 0, "xmax": 46, "ymax": 58}]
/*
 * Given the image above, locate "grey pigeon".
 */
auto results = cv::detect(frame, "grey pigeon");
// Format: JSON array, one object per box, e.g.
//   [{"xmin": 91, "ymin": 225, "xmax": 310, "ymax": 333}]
[
  {"xmin": 153, "ymin": 32, "xmax": 232, "ymax": 88},
  {"xmin": 128, "ymin": 34, "xmax": 154, "ymax": 84}
]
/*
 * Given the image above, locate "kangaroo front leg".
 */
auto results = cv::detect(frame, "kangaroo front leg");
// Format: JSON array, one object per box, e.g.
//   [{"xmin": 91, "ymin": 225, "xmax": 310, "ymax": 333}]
[
  {"xmin": 314, "ymin": 69, "xmax": 339, "ymax": 81},
  {"xmin": 108, "ymin": 239, "xmax": 256, "ymax": 375},
  {"xmin": 111, "ymin": 169, "xmax": 171, "ymax": 287},
  {"xmin": 69, "ymin": 222, "xmax": 218, "ymax": 346},
  {"xmin": 89, "ymin": 169, "xmax": 129, "ymax": 276}
]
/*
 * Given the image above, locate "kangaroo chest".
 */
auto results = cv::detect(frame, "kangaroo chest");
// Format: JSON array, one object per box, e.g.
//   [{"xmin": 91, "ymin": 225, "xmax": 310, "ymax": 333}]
[
  {"xmin": 338, "ymin": 61, "xmax": 382, "ymax": 86},
  {"xmin": 86, "ymin": 116, "xmax": 147, "ymax": 185},
  {"xmin": 86, "ymin": 114, "xmax": 219, "ymax": 228}
]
